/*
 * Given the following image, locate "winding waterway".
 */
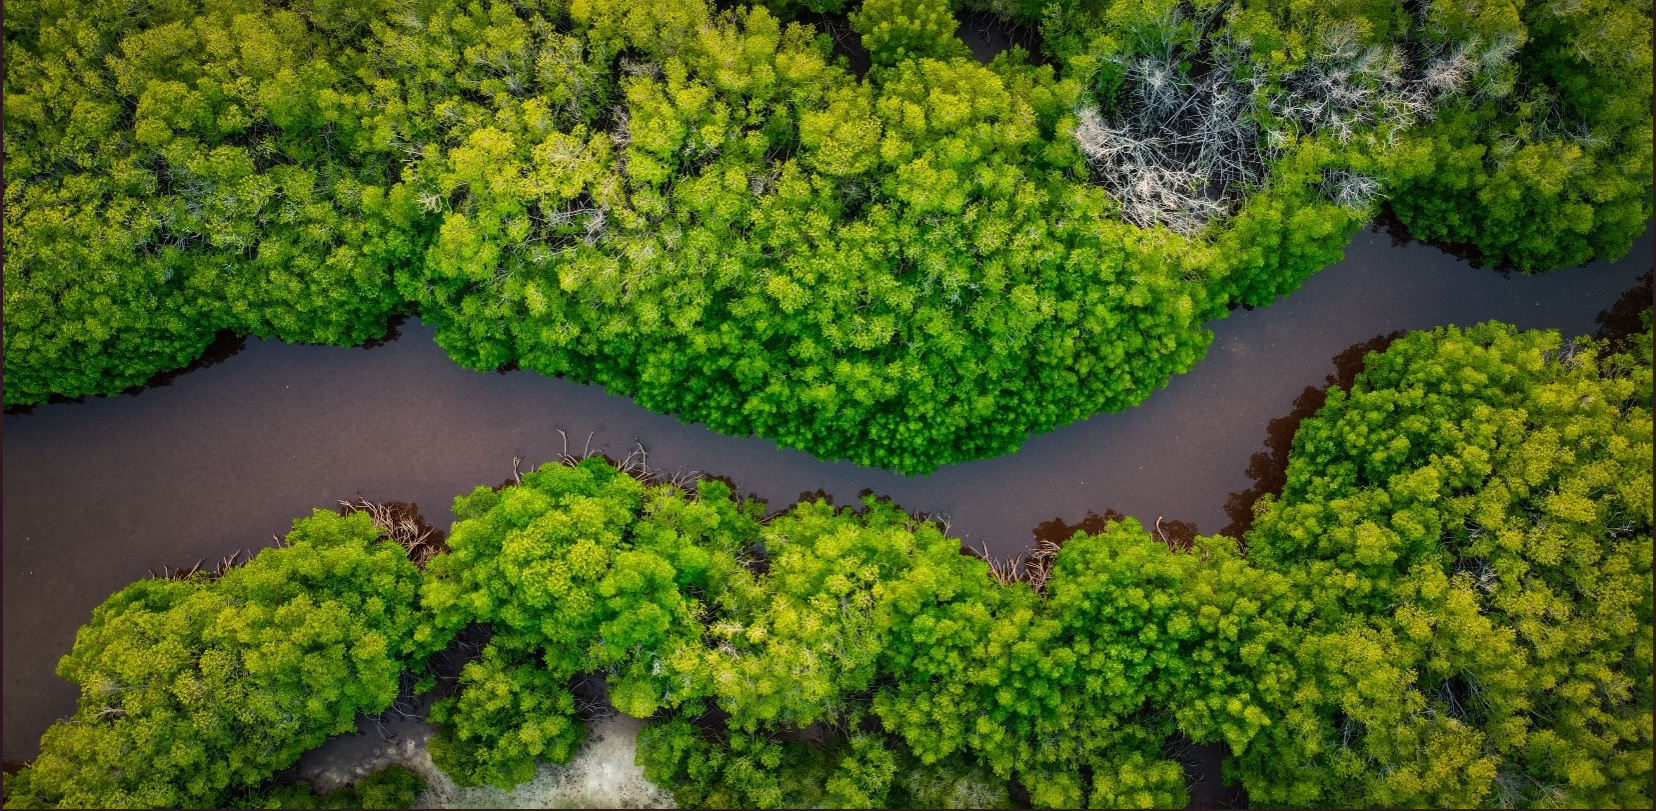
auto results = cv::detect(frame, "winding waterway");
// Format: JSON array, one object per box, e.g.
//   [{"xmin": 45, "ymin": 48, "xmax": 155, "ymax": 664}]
[{"xmin": 3, "ymin": 221, "xmax": 1651, "ymax": 763}]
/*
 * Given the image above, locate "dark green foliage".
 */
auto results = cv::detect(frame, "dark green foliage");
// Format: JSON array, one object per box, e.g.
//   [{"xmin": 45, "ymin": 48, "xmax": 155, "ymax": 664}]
[
  {"xmin": 682, "ymin": 496, "xmax": 971, "ymax": 731},
  {"xmin": 230, "ymin": 766, "xmax": 425, "ymax": 809},
  {"xmin": 637, "ymin": 719, "xmax": 901, "ymax": 809},
  {"xmin": 423, "ymin": 318, "xmax": 1650, "ymax": 809},
  {"xmin": 417, "ymin": 460, "xmax": 1217, "ymax": 807},
  {"xmin": 4, "ymin": 0, "xmax": 1652, "ymax": 793},
  {"xmin": 1237, "ymin": 322, "xmax": 1655, "ymax": 807},
  {"xmin": 11, "ymin": 0, "xmax": 1644, "ymax": 471},
  {"xmin": 10, "ymin": 321, "xmax": 1651, "ymax": 808},
  {"xmin": 1040, "ymin": 524, "xmax": 1299, "ymax": 771},
  {"xmin": 627, "ymin": 498, "xmax": 1218, "ymax": 809},
  {"xmin": 397, "ymin": 0, "xmax": 1224, "ymax": 473},
  {"xmin": 1388, "ymin": 0, "xmax": 1654, "ymax": 270},
  {"xmin": 426, "ymin": 643, "xmax": 584, "ymax": 790},
  {"xmin": 853, "ymin": 0, "xmax": 970, "ymax": 66},
  {"xmin": 2, "ymin": 0, "xmax": 412, "ymax": 407},
  {"xmin": 414, "ymin": 460, "xmax": 1233, "ymax": 807},
  {"xmin": 885, "ymin": 754, "xmax": 1011, "ymax": 809},
  {"xmin": 415, "ymin": 458, "xmax": 762, "ymax": 787},
  {"xmin": 869, "ymin": 516, "xmax": 1298, "ymax": 808},
  {"xmin": 3, "ymin": 512, "xmax": 428, "ymax": 810}
]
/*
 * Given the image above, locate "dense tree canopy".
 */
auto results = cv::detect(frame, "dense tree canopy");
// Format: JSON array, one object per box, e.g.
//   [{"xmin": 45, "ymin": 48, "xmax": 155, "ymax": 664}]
[
  {"xmin": 5, "ymin": 0, "xmax": 1649, "ymax": 788},
  {"xmin": 1236, "ymin": 322, "xmax": 1655, "ymax": 807},
  {"xmin": 227, "ymin": 766, "xmax": 425, "ymax": 810},
  {"xmin": 6, "ymin": 0, "xmax": 1650, "ymax": 472},
  {"xmin": 7, "ymin": 316, "xmax": 1651, "ymax": 808},
  {"xmin": 414, "ymin": 459, "xmax": 762, "ymax": 787},
  {"xmin": 1388, "ymin": 0, "xmax": 1654, "ymax": 269},
  {"xmin": 3, "ymin": 512, "xmax": 430, "ymax": 810},
  {"xmin": 426, "ymin": 319, "xmax": 1651, "ymax": 810},
  {"xmin": 2, "ymin": 0, "xmax": 414, "ymax": 405}
]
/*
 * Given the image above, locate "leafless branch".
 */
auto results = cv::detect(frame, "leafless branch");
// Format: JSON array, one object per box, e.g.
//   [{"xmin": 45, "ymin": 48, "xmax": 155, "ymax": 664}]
[{"xmin": 1075, "ymin": 12, "xmax": 1518, "ymax": 229}]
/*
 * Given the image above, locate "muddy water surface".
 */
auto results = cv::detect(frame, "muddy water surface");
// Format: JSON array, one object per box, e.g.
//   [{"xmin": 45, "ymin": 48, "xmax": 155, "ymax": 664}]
[{"xmin": 4, "ymin": 222, "xmax": 1651, "ymax": 762}]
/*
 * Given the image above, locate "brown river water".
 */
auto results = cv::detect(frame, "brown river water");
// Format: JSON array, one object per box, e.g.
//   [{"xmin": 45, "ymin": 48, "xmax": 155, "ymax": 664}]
[{"xmin": 4, "ymin": 221, "xmax": 1651, "ymax": 768}]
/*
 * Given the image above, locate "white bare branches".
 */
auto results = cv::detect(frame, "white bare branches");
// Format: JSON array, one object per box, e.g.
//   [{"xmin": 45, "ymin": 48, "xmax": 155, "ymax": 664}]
[
  {"xmin": 967, "ymin": 534, "xmax": 1062, "ymax": 595},
  {"xmin": 1075, "ymin": 49, "xmax": 1257, "ymax": 234},
  {"xmin": 1269, "ymin": 29, "xmax": 1417, "ymax": 142},
  {"xmin": 1320, "ymin": 169, "xmax": 1384, "ymax": 211},
  {"xmin": 1076, "ymin": 104, "xmax": 1228, "ymax": 234},
  {"xmin": 541, "ymin": 205, "xmax": 608, "ymax": 244},
  {"xmin": 608, "ymin": 105, "xmax": 631, "ymax": 149},
  {"xmin": 338, "ymin": 499, "xmax": 446, "ymax": 566},
  {"xmin": 1076, "ymin": 14, "xmax": 1521, "ymax": 231}
]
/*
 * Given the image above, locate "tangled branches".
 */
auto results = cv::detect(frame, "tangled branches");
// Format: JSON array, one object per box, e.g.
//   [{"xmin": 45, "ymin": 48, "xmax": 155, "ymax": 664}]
[
  {"xmin": 1076, "ymin": 14, "xmax": 1521, "ymax": 232},
  {"xmin": 1319, "ymin": 169, "xmax": 1383, "ymax": 210},
  {"xmin": 970, "ymin": 546, "xmax": 1023, "ymax": 587},
  {"xmin": 1020, "ymin": 534, "xmax": 1062, "ymax": 594},
  {"xmin": 571, "ymin": 672, "xmax": 619, "ymax": 722},
  {"xmin": 338, "ymin": 499, "xmax": 448, "ymax": 567},
  {"xmin": 150, "ymin": 549, "xmax": 249, "ymax": 581},
  {"xmin": 552, "ymin": 429, "xmax": 700, "ymax": 488},
  {"xmin": 1270, "ymin": 24, "xmax": 1517, "ymax": 144},
  {"xmin": 968, "ymin": 534, "xmax": 1064, "ymax": 595},
  {"xmin": 1075, "ymin": 50, "xmax": 1259, "ymax": 234}
]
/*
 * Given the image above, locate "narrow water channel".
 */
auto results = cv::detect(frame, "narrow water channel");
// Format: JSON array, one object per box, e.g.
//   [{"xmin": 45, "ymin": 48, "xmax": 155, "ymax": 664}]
[{"xmin": 3, "ymin": 221, "xmax": 1650, "ymax": 762}]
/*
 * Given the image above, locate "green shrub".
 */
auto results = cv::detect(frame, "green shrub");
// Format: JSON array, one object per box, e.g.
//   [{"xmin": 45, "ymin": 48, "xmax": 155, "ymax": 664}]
[
  {"xmin": 9, "ymin": 0, "xmax": 1645, "ymax": 472},
  {"xmin": 231, "ymin": 766, "xmax": 425, "ymax": 809},
  {"xmin": 4, "ymin": 512, "xmax": 428, "ymax": 809},
  {"xmin": 1239, "ymin": 322, "xmax": 1655, "ymax": 807}
]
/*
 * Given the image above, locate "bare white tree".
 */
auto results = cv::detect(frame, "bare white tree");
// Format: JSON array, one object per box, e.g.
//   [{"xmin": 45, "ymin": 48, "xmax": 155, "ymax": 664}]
[
  {"xmin": 1075, "ymin": 45, "xmax": 1258, "ymax": 234},
  {"xmin": 1075, "ymin": 10, "xmax": 1520, "ymax": 232},
  {"xmin": 1320, "ymin": 168, "xmax": 1384, "ymax": 211}
]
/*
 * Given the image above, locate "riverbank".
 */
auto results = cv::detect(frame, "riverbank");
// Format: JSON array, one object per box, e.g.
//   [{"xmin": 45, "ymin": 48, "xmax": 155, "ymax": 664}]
[{"xmin": 4, "ymin": 221, "xmax": 1650, "ymax": 765}]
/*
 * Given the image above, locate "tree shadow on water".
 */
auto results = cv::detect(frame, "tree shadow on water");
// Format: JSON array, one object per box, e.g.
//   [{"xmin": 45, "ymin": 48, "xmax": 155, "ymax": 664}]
[
  {"xmin": 1594, "ymin": 269, "xmax": 1652, "ymax": 353},
  {"xmin": 1219, "ymin": 331, "xmax": 1405, "ymax": 544},
  {"xmin": 1371, "ymin": 204, "xmax": 1498, "ymax": 272},
  {"xmin": 1031, "ymin": 508, "xmax": 1199, "ymax": 552}
]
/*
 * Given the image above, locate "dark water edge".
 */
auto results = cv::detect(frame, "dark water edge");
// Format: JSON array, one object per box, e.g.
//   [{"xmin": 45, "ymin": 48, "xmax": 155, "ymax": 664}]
[
  {"xmin": 954, "ymin": 9, "xmax": 1048, "ymax": 67},
  {"xmin": 769, "ymin": 5, "xmax": 1047, "ymax": 80},
  {"xmin": 3, "ymin": 221, "xmax": 1651, "ymax": 768}
]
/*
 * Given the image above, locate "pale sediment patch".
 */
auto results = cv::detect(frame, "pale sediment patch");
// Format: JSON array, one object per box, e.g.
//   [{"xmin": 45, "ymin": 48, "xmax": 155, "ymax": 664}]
[
  {"xmin": 294, "ymin": 713, "xmax": 673, "ymax": 809},
  {"xmin": 419, "ymin": 714, "xmax": 674, "ymax": 809}
]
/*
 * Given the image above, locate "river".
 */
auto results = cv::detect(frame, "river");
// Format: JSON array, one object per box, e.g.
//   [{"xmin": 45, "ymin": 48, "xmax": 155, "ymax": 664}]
[{"xmin": 4, "ymin": 220, "xmax": 1650, "ymax": 764}]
